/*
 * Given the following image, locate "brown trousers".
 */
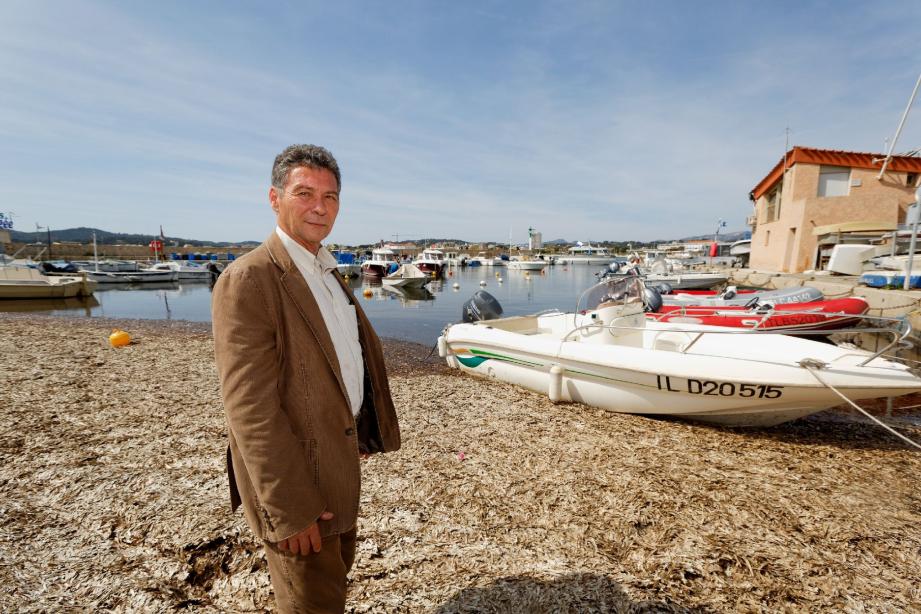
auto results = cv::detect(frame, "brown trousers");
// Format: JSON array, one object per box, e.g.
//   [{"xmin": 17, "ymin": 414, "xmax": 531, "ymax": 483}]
[{"xmin": 264, "ymin": 528, "xmax": 357, "ymax": 614}]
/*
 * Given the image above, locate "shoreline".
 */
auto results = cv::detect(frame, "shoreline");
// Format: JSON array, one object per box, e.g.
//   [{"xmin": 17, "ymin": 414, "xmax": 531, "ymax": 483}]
[{"xmin": 2, "ymin": 314, "xmax": 920, "ymax": 611}]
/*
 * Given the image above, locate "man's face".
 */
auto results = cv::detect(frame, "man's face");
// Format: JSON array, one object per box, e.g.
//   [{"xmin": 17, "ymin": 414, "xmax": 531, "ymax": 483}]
[{"xmin": 269, "ymin": 166, "xmax": 340, "ymax": 254}]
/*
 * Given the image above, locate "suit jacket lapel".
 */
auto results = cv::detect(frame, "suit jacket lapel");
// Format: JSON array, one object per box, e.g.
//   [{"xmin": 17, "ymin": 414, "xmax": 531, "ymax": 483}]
[{"xmin": 266, "ymin": 233, "xmax": 350, "ymax": 409}]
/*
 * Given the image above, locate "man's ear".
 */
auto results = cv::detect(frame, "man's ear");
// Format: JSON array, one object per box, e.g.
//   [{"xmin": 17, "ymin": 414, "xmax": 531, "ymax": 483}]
[{"xmin": 269, "ymin": 186, "xmax": 279, "ymax": 214}]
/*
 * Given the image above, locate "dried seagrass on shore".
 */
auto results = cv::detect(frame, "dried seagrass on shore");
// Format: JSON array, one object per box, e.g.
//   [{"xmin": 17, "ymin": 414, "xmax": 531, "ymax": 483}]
[{"xmin": 1, "ymin": 314, "xmax": 919, "ymax": 612}]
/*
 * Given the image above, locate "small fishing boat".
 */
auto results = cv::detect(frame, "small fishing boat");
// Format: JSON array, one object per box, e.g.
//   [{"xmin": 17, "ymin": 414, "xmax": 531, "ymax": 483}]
[
  {"xmin": 648, "ymin": 297, "xmax": 870, "ymax": 332},
  {"xmin": 438, "ymin": 278, "xmax": 920, "ymax": 427},
  {"xmin": 382, "ymin": 263, "xmax": 431, "ymax": 289}
]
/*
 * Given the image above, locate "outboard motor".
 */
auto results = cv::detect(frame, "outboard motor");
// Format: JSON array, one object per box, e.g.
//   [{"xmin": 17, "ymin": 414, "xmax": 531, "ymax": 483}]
[
  {"xmin": 649, "ymin": 281, "xmax": 672, "ymax": 295},
  {"xmin": 462, "ymin": 290, "xmax": 504, "ymax": 323},
  {"xmin": 642, "ymin": 287, "xmax": 663, "ymax": 313}
]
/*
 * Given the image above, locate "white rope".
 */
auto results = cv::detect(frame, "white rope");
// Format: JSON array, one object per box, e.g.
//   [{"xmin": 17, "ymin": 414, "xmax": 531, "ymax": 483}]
[{"xmin": 803, "ymin": 365, "xmax": 921, "ymax": 451}]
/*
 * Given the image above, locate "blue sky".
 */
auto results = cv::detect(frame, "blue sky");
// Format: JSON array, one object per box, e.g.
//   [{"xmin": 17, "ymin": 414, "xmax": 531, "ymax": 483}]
[{"xmin": 3, "ymin": 1, "xmax": 921, "ymax": 245}]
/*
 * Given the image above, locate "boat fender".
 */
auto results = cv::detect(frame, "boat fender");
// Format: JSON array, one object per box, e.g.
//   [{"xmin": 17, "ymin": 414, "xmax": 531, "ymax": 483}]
[
  {"xmin": 462, "ymin": 290, "xmax": 504, "ymax": 323},
  {"xmin": 608, "ymin": 261, "xmax": 622, "ymax": 273},
  {"xmin": 437, "ymin": 336, "xmax": 448, "ymax": 358},
  {"xmin": 642, "ymin": 287, "xmax": 663, "ymax": 313},
  {"xmin": 549, "ymin": 365, "xmax": 564, "ymax": 403}
]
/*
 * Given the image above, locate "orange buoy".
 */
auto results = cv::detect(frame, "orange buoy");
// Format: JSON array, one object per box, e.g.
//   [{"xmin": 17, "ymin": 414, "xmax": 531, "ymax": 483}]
[
  {"xmin": 362, "ymin": 288, "xmax": 373, "ymax": 298},
  {"xmin": 109, "ymin": 329, "xmax": 131, "ymax": 348}
]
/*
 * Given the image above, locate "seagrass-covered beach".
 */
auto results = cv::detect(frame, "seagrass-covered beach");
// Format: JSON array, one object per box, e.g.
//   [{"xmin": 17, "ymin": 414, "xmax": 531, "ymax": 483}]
[{"xmin": 1, "ymin": 314, "xmax": 919, "ymax": 612}]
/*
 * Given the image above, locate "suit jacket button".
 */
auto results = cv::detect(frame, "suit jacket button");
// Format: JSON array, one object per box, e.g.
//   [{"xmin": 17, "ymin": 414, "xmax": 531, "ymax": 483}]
[{"xmin": 345, "ymin": 427, "xmax": 354, "ymax": 436}]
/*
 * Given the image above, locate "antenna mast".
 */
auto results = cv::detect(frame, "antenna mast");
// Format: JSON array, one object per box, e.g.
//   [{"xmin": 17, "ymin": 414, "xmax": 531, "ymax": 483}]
[{"xmin": 878, "ymin": 73, "xmax": 921, "ymax": 179}]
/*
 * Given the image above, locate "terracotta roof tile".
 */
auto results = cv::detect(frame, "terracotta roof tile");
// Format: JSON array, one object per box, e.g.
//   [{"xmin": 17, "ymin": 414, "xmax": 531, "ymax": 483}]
[{"xmin": 750, "ymin": 146, "xmax": 921, "ymax": 200}]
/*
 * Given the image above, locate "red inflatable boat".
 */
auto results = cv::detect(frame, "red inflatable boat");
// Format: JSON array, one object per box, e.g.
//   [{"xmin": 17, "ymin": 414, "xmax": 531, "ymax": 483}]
[{"xmin": 647, "ymin": 297, "xmax": 870, "ymax": 332}]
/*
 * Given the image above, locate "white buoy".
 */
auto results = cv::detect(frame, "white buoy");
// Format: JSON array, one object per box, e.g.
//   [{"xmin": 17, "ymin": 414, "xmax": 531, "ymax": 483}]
[
  {"xmin": 497, "ymin": 277, "xmax": 503, "ymax": 283},
  {"xmin": 479, "ymin": 280, "xmax": 487, "ymax": 286},
  {"xmin": 452, "ymin": 282, "xmax": 460, "ymax": 289}
]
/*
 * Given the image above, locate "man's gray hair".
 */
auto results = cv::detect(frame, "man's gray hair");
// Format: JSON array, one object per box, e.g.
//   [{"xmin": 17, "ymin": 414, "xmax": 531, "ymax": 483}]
[{"xmin": 271, "ymin": 144, "xmax": 341, "ymax": 192}]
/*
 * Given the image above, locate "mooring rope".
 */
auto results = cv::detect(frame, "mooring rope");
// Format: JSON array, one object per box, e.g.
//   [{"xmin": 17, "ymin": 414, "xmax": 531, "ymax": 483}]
[{"xmin": 801, "ymin": 363, "xmax": 921, "ymax": 451}]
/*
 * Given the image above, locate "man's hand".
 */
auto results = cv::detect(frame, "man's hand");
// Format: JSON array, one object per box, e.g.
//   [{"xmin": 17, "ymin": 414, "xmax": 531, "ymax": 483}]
[{"xmin": 277, "ymin": 511, "xmax": 335, "ymax": 555}]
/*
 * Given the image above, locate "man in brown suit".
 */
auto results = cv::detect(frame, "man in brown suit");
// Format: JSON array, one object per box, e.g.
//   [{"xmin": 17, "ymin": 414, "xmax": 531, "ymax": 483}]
[{"xmin": 212, "ymin": 144, "xmax": 401, "ymax": 613}]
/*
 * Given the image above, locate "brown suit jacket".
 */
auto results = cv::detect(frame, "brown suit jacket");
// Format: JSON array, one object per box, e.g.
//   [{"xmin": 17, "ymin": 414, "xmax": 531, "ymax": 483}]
[{"xmin": 212, "ymin": 232, "xmax": 400, "ymax": 541}]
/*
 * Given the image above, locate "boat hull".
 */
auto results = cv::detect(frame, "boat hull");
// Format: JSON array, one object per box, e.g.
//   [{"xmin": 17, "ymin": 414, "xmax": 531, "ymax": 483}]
[
  {"xmin": 507, "ymin": 261, "xmax": 549, "ymax": 271},
  {"xmin": 649, "ymin": 298, "xmax": 869, "ymax": 332},
  {"xmin": 87, "ymin": 270, "xmax": 177, "ymax": 283},
  {"xmin": 441, "ymin": 314, "xmax": 921, "ymax": 427},
  {"xmin": 415, "ymin": 262, "xmax": 444, "ymax": 277}
]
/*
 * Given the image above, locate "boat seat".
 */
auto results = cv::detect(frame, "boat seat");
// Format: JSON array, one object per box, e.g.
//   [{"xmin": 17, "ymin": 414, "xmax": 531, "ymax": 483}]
[{"xmin": 652, "ymin": 331, "xmax": 692, "ymax": 352}]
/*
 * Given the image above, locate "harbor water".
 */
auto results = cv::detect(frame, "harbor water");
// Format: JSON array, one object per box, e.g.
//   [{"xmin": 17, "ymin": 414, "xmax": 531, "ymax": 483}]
[{"xmin": 1, "ymin": 265, "xmax": 609, "ymax": 345}]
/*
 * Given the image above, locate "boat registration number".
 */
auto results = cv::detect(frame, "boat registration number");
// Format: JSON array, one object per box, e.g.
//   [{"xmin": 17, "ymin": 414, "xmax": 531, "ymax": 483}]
[{"xmin": 657, "ymin": 376, "xmax": 783, "ymax": 398}]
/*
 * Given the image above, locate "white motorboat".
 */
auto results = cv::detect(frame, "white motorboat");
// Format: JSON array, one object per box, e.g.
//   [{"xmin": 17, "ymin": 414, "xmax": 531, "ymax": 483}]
[
  {"xmin": 507, "ymin": 258, "xmax": 549, "ymax": 271},
  {"xmin": 75, "ymin": 259, "xmax": 140, "ymax": 272},
  {"xmin": 85, "ymin": 269, "xmax": 178, "ymax": 283},
  {"xmin": 145, "ymin": 261, "xmax": 214, "ymax": 280},
  {"xmin": 361, "ymin": 248, "xmax": 396, "ymax": 278},
  {"xmin": 556, "ymin": 243, "xmax": 615, "ymax": 265},
  {"xmin": 382, "ymin": 263, "xmax": 431, "ymax": 289},
  {"xmin": 0, "ymin": 266, "xmax": 97, "ymax": 299},
  {"xmin": 438, "ymin": 277, "xmax": 921, "ymax": 427}
]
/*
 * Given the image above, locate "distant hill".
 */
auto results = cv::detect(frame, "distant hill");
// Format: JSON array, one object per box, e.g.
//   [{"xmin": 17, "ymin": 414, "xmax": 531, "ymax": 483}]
[
  {"xmin": 9, "ymin": 227, "xmax": 751, "ymax": 249},
  {"xmin": 10, "ymin": 227, "xmax": 259, "ymax": 248}
]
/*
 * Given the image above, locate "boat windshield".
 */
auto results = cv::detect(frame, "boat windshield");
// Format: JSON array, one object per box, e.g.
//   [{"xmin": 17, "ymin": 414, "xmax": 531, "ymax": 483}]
[{"xmin": 577, "ymin": 277, "xmax": 645, "ymax": 312}]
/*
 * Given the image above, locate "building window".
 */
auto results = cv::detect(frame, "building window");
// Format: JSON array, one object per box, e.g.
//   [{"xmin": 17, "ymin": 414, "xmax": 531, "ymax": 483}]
[
  {"xmin": 908, "ymin": 172, "xmax": 918, "ymax": 187},
  {"xmin": 764, "ymin": 186, "xmax": 780, "ymax": 222},
  {"xmin": 817, "ymin": 166, "xmax": 850, "ymax": 197},
  {"xmin": 764, "ymin": 230, "xmax": 770, "ymax": 246}
]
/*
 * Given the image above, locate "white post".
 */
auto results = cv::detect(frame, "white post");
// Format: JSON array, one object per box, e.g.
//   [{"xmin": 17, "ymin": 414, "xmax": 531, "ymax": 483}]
[
  {"xmin": 93, "ymin": 231, "xmax": 99, "ymax": 272},
  {"xmin": 879, "ymin": 73, "xmax": 921, "ymax": 180},
  {"xmin": 903, "ymin": 188, "xmax": 921, "ymax": 290}
]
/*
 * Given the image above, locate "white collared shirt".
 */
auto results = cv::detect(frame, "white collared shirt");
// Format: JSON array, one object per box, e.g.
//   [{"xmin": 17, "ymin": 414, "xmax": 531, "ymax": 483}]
[{"xmin": 275, "ymin": 227, "xmax": 364, "ymax": 417}]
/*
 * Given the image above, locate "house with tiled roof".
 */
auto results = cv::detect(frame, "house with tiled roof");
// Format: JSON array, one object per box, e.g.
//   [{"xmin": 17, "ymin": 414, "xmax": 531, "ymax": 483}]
[{"xmin": 748, "ymin": 146, "xmax": 921, "ymax": 272}]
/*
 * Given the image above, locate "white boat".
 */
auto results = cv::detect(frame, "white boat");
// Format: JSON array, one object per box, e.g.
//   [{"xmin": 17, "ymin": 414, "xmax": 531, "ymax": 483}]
[
  {"xmin": 145, "ymin": 261, "xmax": 214, "ymax": 280},
  {"xmin": 471, "ymin": 252, "xmax": 502, "ymax": 266},
  {"xmin": 438, "ymin": 277, "xmax": 921, "ymax": 427},
  {"xmin": 556, "ymin": 243, "xmax": 615, "ymax": 265},
  {"xmin": 361, "ymin": 248, "xmax": 396, "ymax": 278},
  {"xmin": 0, "ymin": 266, "xmax": 97, "ymax": 299},
  {"xmin": 331, "ymin": 250, "xmax": 361, "ymax": 277},
  {"xmin": 382, "ymin": 263, "xmax": 431, "ymax": 289},
  {"xmin": 507, "ymin": 258, "xmax": 549, "ymax": 271},
  {"xmin": 414, "ymin": 249, "xmax": 445, "ymax": 277},
  {"xmin": 75, "ymin": 259, "xmax": 140, "ymax": 272},
  {"xmin": 85, "ymin": 269, "xmax": 178, "ymax": 283}
]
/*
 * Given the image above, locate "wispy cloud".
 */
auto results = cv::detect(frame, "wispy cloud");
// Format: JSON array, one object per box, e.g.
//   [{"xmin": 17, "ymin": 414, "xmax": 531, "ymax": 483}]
[{"xmin": 3, "ymin": 1, "xmax": 921, "ymax": 244}]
